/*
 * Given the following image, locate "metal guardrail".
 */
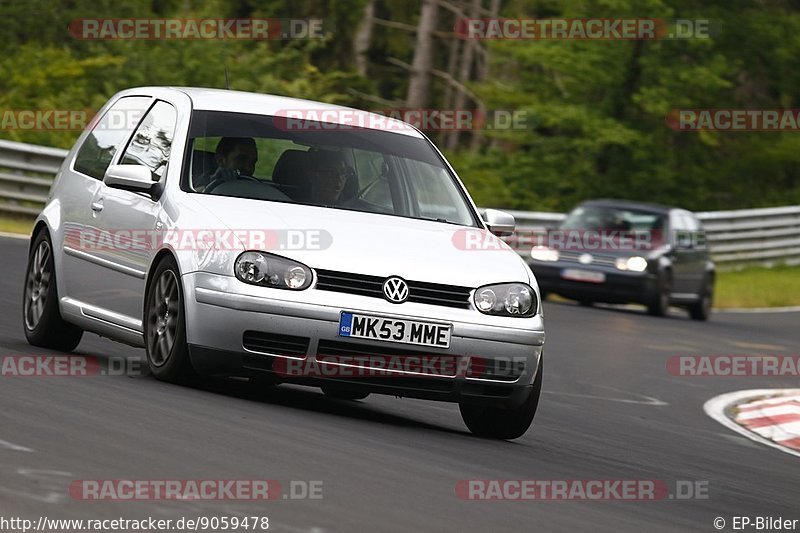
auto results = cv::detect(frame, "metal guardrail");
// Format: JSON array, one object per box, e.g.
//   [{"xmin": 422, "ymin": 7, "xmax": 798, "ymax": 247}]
[
  {"xmin": 0, "ymin": 139, "xmax": 67, "ymax": 217},
  {"xmin": 0, "ymin": 139, "xmax": 798, "ymax": 266}
]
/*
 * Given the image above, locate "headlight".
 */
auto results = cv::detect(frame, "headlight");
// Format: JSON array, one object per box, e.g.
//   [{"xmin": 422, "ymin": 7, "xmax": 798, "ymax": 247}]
[
  {"xmin": 530, "ymin": 246, "xmax": 559, "ymax": 262},
  {"xmin": 615, "ymin": 256, "xmax": 648, "ymax": 272},
  {"xmin": 473, "ymin": 283, "xmax": 537, "ymax": 317},
  {"xmin": 235, "ymin": 251, "xmax": 312, "ymax": 290}
]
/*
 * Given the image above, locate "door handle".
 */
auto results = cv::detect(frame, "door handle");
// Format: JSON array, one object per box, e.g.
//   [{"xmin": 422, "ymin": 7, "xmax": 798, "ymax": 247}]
[{"xmin": 90, "ymin": 200, "xmax": 104, "ymax": 213}]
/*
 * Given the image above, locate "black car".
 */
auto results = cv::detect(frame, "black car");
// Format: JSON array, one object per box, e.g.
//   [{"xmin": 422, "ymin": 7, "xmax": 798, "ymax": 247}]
[{"xmin": 528, "ymin": 199, "xmax": 714, "ymax": 320}]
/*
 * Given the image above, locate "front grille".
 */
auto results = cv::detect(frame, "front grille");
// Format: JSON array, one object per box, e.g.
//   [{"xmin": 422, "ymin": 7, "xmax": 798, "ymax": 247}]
[
  {"xmin": 558, "ymin": 250, "xmax": 616, "ymax": 267},
  {"xmin": 316, "ymin": 339, "xmax": 460, "ymax": 378},
  {"xmin": 243, "ymin": 331, "xmax": 310, "ymax": 357},
  {"xmin": 314, "ymin": 269, "xmax": 472, "ymax": 309}
]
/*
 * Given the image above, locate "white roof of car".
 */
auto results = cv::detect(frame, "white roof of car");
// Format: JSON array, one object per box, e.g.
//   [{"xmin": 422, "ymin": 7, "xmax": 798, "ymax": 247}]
[{"xmin": 168, "ymin": 87, "xmax": 424, "ymax": 138}]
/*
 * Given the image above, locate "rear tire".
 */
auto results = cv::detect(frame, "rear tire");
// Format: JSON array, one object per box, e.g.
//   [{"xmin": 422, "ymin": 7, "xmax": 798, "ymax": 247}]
[
  {"xmin": 23, "ymin": 230, "xmax": 83, "ymax": 351},
  {"xmin": 144, "ymin": 256, "xmax": 195, "ymax": 383},
  {"xmin": 688, "ymin": 276, "xmax": 713, "ymax": 321},
  {"xmin": 459, "ymin": 356, "xmax": 543, "ymax": 440}
]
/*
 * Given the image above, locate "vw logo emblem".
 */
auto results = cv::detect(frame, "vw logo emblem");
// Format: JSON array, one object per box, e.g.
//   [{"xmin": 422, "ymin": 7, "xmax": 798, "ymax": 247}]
[
  {"xmin": 383, "ymin": 276, "xmax": 409, "ymax": 303},
  {"xmin": 578, "ymin": 253, "xmax": 593, "ymax": 265}
]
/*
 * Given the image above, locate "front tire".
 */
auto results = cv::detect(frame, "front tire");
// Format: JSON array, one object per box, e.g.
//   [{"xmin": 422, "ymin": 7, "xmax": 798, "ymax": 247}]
[
  {"xmin": 647, "ymin": 271, "xmax": 671, "ymax": 317},
  {"xmin": 23, "ymin": 230, "xmax": 83, "ymax": 351},
  {"xmin": 688, "ymin": 276, "xmax": 713, "ymax": 321},
  {"xmin": 144, "ymin": 256, "xmax": 195, "ymax": 383},
  {"xmin": 459, "ymin": 356, "xmax": 543, "ymax": 440}
]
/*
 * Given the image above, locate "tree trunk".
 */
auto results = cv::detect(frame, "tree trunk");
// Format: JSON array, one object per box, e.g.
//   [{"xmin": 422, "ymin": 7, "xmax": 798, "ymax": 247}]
[
  {"xmin": 406, "ymin": 0, "xmax": 439, "ymax": 109},
  {"xmin": 446, "ymin": 0, "xmax": 481, "ymax": 150},
  {"xmin": 354, "ymin": 0, "xmax": 375, "ymax": 77}
]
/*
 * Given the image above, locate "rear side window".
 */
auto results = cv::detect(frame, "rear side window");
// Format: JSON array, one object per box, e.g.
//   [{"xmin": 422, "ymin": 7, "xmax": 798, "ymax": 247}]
[
  {"xmin": 73, "ymin": 96, "xmax": 152, "ymax": 180},
  {"xmin": 119, "ymin": 101, "xmax": 178, "ymax": 181}
]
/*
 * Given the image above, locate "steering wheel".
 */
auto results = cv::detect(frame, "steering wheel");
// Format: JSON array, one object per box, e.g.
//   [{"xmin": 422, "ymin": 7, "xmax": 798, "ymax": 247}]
[{"xmin": 204, "ymin": 171, "xmax": 261, "ymax": 193}]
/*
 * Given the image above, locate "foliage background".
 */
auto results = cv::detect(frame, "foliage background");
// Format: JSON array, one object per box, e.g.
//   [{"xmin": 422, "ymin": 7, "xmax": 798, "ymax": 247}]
[{"xmin": 1, "ymin": 0, "xmax": 798, "ymax": 212}]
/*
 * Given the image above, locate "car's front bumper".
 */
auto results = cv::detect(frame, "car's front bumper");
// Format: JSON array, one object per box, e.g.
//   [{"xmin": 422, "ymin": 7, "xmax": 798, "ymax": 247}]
[
  {"xmin": 529, "ymin": 262, "xmax": 658, "ymax": 304},
  {"xmin": 182, "ymin": 272, "xmax": 545, "ymax": 408}
]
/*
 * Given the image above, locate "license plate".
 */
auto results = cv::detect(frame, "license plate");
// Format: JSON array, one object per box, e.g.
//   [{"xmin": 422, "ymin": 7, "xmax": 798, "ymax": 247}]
[
  {"xmin": 338, "ymin": 312, "xmax": 451, "ymax": 349},
  {"xmin": 561, "ymin": 268, "xmax": 606, "ymax": 283}
]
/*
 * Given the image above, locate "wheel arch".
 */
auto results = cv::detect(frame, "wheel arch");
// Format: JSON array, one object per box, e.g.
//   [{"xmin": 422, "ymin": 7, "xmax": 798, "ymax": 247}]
[{"xmin": 143, "ymin": 249, "xmax": 181, "ymax": 319}]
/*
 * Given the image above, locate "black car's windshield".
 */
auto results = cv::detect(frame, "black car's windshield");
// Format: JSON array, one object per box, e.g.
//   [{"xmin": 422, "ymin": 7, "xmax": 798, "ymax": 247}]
[
  {"xmin": 562, "ymin": 205, "xmax": 666, "ymax": 231},
  {"xmin": 561, "ymin": 205, "xmax": 667, "ymax": 247},
  {"xmin": 183, "ymin": 110, "xmax": 478, "ymax": 227}
]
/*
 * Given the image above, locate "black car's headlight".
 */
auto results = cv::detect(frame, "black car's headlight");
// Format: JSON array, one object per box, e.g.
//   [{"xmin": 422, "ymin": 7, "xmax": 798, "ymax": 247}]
[
  {"xmin": 615, "ymin": 256, "xmax": 648, "ymax": 272},
  {"xmin": 530, "ymin": 246, "xmax": 559, "ymax": 262},
  {"xmin": 234, "ymin": 251, "xmax": 312, "ymax": 290},
  {"xmin": 473, "ymin": 282, "xmax": 537, "ymax": 317}
]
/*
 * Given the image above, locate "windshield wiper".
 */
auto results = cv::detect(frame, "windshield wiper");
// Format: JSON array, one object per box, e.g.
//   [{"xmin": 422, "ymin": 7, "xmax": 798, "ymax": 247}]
[{"xmin": 418, "ymin": 216, "xmax": 463, "ymax": 226}]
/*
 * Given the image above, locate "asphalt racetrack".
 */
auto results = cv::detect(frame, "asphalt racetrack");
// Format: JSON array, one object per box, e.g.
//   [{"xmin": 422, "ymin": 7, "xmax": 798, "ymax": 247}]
[{"xmin": 0, "ymin": 235, "xmax": 798, "ymax": 532}]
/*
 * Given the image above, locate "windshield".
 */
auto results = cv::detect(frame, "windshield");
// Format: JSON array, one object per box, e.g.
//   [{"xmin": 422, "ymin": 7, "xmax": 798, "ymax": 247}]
[
  {"xmin": 560, "ymin": 205, "xmax": 667, "ymax": 249},
  {"xmin": 183, "ymin": 110, "xmax": 478, "ymax": 227}
]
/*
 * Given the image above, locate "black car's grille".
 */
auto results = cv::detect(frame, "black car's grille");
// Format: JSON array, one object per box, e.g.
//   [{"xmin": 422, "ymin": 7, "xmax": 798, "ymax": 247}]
[
  {"xmin": 314, "ymin": 269, "xmax": 472, "ymax": 309},
  {"xmin": 243, "ymin": 331, "xmax": 310, "ymax": 357},
  {"xmin": 557, "ymin": 250, "xmax": 616, "ymax": 267}
]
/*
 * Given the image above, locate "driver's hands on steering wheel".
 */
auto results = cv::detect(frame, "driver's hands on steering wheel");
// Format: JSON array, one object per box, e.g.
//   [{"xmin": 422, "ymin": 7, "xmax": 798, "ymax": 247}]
[
  {"xmin": 204, "ymin": 168, "xmax": 261, "ymax": 193},
  {"xmin": 213, "ymin": 167, "xmax": 241, "ymax": 182}
]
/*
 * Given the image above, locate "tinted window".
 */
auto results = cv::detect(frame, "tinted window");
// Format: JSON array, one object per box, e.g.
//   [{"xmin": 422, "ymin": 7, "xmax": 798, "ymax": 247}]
[
  {"xmin": 562, "ymin": 206, "xmax": 666, "ymax": 232},
  {"xmin": 183, "ymin": 111, "xmax": 478, "ymax": 226},
  {"xmin": 119, "ymin": 101, "xmax": 178, "ymax": 181},
  {"xmin": 73, "ymin": 96, "xmax": 151, "ymax": 180}
]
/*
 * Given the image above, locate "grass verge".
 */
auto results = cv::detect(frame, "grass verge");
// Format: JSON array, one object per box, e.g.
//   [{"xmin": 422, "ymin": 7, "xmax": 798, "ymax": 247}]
[
  {"xmin": 715, "ymin": 264, "xmax": 800, "ymax": 308},
  {"xmin": 0, "ymin": 216, "xmax": 33, "ymax": 236}
]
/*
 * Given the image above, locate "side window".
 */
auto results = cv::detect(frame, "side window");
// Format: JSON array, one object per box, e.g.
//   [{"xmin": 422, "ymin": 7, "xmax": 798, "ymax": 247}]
[
  {"xmin": 73, "ymin": 96, "xmax": 152, "ymax": 180},
  {"xmin": 119, "ymin": 101, "xmax": 178, "ymax": 181},
  {"xmin": 672, "ymin": 212, "xmax": 694, "ymax": 248},
  {"xmin": 682, "ymin": 213, "xmax": 706, "ymax": 249}
]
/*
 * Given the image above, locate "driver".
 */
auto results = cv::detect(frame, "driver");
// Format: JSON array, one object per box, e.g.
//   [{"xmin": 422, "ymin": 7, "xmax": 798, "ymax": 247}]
[
  {"xmin": 199, "ymin": 137, "xmax": 258, "ymax": 192},
  {"xmin": 308, "ymin": 150, "xmax": 349, "ymax": 205}
]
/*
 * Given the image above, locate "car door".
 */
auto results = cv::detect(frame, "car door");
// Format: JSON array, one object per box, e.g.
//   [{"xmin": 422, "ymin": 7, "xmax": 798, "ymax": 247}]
[
  {"xmin": 61, "ymin": 95, "xmax": 153, "ymax": 309},
  {"xmin": 681, "ymin": 211, "xmax": 707, "ymax": 294},
  {"xmin": 668, "ymin": 209, "xmax": 693, "ymax": 295},
  {"xmin": 84, "ymin": 100, "xmax": 179, "ymax": 329}
]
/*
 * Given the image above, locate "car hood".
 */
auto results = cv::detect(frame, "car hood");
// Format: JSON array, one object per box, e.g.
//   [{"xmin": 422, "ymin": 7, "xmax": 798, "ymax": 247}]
[{"xmin": 188, "ymin": 195, "xmax": 530, "ymax": 287}]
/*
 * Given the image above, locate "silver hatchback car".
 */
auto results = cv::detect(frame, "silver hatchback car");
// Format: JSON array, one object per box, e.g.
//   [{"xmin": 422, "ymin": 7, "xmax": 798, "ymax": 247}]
[{"xmin": 23, "ymin": 87, "xmax": 545, "ymax": 439}]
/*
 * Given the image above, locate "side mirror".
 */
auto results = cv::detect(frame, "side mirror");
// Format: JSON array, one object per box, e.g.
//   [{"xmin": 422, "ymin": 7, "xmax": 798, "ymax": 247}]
[
  {"xmin": 483, "ymin": 209, "xmax": 515, "ymax": 237},
  {"xmin": 104, "ymin": 164, "xmax": 156, "ymax": 193}
]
